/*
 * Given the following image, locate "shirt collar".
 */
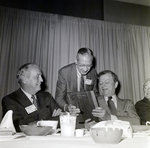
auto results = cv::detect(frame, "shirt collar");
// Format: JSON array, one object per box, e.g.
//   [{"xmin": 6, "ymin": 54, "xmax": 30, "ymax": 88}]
[
  {"xmin": 105, "ymin": 94, "xmax": 117, "ymax": 107},
  {"xmin": 21, "ymin": 88, "xmax": 33, "ymax": 102},
  {"xmin": 76, "ymin": 65, "xmax": 81, "ymax": 78}
]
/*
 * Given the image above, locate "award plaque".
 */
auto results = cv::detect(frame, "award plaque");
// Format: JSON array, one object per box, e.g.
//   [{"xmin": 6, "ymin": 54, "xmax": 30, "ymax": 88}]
[{"xmin": 67, "ymin": 91, "xmax": 99, "ymax": 123}]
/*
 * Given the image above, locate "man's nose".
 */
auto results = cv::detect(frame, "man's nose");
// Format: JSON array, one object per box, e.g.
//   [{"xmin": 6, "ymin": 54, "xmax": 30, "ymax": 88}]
[
  {"xmin": 82, "ymin": 66, "xmax": 88, "ymax": 71},
  {"xmin": 40, "ymin": 76, "xmax": 43, "ymax": 82},
  {"xmin": 101, "ymin": 83, "xmax": 106, "ymax": 88}
]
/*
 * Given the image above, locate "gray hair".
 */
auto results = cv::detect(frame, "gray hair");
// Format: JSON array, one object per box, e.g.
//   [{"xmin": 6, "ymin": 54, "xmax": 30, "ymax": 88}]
[
  {"xmin": 143, "ymin": 78, "xmax": 150, "ymax": 87},
  {"xmin": 16, "ymin": 63, "xmax": 38, "ymax": 84}
]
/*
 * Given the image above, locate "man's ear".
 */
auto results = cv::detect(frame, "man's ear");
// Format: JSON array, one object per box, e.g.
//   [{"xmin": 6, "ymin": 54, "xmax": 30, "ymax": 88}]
[
  {"xmin": 75, "ymin": 58, "xmax": 77, "ymax": 64},
  {"xmin": 22, "ymin": 75, "xmax": 28, "ymax": 85},
  {"xmin": 115, "ymin": 81, "xmax": 118, "ymax": 89}
]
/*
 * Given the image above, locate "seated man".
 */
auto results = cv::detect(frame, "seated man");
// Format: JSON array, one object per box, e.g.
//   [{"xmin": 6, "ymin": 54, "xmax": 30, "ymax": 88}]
[
  {"xmin": 135, "ymin": 78, "xmax": 150, "ymax": 125},
  {"xmin": 91, "ymin": 70, "xmax": 140, "ymax": 125},
  {"xmin": 2, "ymin": 63, "xmax": 62, "ymax": 132}
]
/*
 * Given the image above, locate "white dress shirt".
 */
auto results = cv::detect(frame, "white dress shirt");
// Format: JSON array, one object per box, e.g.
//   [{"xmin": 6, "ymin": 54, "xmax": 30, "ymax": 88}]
[{"xmin": 21, "ymin": 88, "xmax": 36, "ymax": 103}]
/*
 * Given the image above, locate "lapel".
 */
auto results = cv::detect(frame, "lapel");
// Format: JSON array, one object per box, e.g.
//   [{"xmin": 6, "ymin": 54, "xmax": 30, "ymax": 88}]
[
  {"xmin": 70, "ymin": 64, "xmax": 77, "ymax": 91},
  {"xmin": 116, "ymin": 97, "xmax": 125, "ymax": 115},
  {"xmin": 85, "ymin": 70, "xmax": 95, "ymax": 91},
  {"xmin": 143, "ymin": 98, "xmax": 150, "ymax": 105},
  {"xmin": 98, "ymin": 96, "xmax": 111, "ymax": 114},
  {"xmin": 16, "ymin": 89, "xmax": 33, "ymax": 107}
]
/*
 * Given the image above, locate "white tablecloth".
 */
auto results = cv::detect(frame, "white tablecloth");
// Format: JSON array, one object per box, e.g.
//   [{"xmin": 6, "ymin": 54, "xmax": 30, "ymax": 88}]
[{"xmin": 0, "ymin": 132, "xmax": 150, "ymax": 148}]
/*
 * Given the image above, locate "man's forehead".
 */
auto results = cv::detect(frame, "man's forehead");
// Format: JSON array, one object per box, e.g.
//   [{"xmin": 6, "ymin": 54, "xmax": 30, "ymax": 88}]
[
  {"xmin": 78, "ymin": 54, "xmax": 92, "ymax": 61},
  {"xmin": 99, "ymin": 73, "xmax": 113, "ymax": 80},
  {"xmin": 28, "ymin": 66, "xmax": 41, "ymax": 74}
]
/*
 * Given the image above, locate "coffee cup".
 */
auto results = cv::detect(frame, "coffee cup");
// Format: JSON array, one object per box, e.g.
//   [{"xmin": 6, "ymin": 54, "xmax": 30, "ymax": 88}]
[
  {"xmin": 146, "ymin": 121, "xmax": 150, "ymax": 126},
  {"xmin": 37, "ymin": 120, "xmax": 58, "ymax": 129}
]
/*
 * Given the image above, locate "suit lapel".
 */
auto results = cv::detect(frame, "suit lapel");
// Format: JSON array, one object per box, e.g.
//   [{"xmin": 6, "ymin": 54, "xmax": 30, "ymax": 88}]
[
  {"xmin": 70, "ymin": 64, "xmax": 77, "ymax": 91},
  {"xmin": 16, "ymin": 89, "xmax": 32, "ymax": 107},
  {"xmin": 116, "ymin": 97, "xmax": 125, "ymax": 115},
  {"xmin": 98, "ymin": 96, "xmax": 111, "ymax": 114}
]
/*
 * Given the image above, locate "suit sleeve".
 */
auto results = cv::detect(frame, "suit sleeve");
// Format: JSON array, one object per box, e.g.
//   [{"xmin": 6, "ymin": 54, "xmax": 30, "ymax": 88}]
[
  {"xmin": 116, "ymin": 100, "xmax": 140, "ymax": 125},
  {"xmin": 55, "ymin": 69, "xmax": 68, "ymax": 110}
]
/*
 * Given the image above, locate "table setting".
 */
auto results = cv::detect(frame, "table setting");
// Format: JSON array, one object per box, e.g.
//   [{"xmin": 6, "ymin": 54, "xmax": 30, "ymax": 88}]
[{"xmin": 1, "ymin": 110, "xmax": 150, "ymax": 148}]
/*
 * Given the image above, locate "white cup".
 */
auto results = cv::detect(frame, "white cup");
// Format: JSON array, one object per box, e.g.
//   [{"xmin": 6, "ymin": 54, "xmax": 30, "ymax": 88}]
[
  {"xmin": 37, "ymin": 120, "xmax": 58, "ymax": 129},
  {"xmin": 146, "ymin": 121, "xmax": 150, "ymax": 126},
  {"xmin": 60, "ymin": 113, "xmax": 76, "ymax": 137},
  {"xmin": 75, "ymin": 129, "xmax": 84, "ymax": 137}
]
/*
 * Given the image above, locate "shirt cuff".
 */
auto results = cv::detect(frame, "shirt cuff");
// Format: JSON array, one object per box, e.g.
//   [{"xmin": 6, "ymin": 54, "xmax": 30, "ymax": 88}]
[{"xmin": 110, "ymin": 115, "xmax": 118, "ymax": 120}]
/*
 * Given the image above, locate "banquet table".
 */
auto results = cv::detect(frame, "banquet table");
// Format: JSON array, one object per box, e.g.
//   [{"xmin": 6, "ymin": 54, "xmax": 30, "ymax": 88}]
[{"xmin": 0, "ymin": 131, "xmax": 150, "ymax": 148}]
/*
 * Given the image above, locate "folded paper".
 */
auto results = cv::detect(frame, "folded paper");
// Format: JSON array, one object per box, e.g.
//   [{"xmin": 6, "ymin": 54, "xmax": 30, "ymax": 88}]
[{"xmin": 0, "ymin": 110, "xmax": 16, "ymax": 134}]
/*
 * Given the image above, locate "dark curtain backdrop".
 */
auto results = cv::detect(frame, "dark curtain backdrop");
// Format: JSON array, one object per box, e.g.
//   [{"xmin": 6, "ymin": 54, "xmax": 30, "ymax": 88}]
[{"xmin": 0, "ymin": 6, "xmax": 150, "ymax": 121}]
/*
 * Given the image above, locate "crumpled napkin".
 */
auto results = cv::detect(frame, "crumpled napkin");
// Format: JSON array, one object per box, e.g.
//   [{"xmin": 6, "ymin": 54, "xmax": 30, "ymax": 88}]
[
  {"xmin": 92, "ymin": 120, "xmax": 133, "ymax": 138},
  {"xmin": 0, "ymin": 110, "xmax": 16, "ymax": 135}
]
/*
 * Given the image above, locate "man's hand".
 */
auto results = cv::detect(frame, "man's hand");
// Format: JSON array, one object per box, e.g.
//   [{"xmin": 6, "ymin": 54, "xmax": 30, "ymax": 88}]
[
  {"xmin": 52, "ymin": 108, "xmax": 62, "ymax": 117},
  {"xmin": 84, "ymin": 118, "xmax": 96, "ymax": 131},
  {"xmin": 68, "ymin": 104, "xmax": 80, "ymax": 115},
  {"xmin": 92, "ymin": 107, "xmax": 106, "ymax": 118}
]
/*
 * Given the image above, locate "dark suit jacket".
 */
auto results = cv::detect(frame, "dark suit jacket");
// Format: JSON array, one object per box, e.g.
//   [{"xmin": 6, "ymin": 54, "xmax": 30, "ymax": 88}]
[
  {"xmin": 55, "ymin": 63, "xmax": 98, "ymax": 109},
  {"xmin": 97, "ymin": 96, "xmax": 140, "ymax": 125},
  {"xmin": 135, "ymin": 98, "xmax": 150, "ymax": 125},
  {"xmin": 2, "ymin": 89, "xmax": 60, "ymax": 132}
]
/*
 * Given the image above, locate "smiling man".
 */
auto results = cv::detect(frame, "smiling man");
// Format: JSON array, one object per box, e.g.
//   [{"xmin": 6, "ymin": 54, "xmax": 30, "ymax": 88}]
[
  {"xmin": 2, "ymin": 63, "xmax": 61, "ymax": 132},
  {"xmin": 91, "ymin": 70, "xmax": 140, "ymax": 125},
  {"xmin": 135, "ymin": 78, "xmax": 150, "ymax": 125},
  {"xmin": 55, "ymin": 47, "xmax": 98, "ymax": 113}
]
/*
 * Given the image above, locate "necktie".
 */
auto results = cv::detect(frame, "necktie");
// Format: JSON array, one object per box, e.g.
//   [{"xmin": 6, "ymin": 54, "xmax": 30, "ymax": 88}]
[
  {"xmin": 107, "ymin": 96, "xmax": 117, "ymax": 115},
  {"xmin": 80, "ymin": 75, "xmax": 84, "ymax": 91},
  {"xmin": 31, "ymin": 95, "xmax": 38, "ymax": 109}
]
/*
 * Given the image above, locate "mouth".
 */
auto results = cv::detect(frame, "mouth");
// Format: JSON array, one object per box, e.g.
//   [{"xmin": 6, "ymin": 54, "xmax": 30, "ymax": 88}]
[
  {"xmin": 102, "ymin": 88, "xmax": 108, "ymax": 91},
  {"xmin": 37, "ymin": 83, "xmax": 41, "ymax": 87},
  {"xmin": 101, "ymin": 88, "xmax": 109, "ymax": 94}
]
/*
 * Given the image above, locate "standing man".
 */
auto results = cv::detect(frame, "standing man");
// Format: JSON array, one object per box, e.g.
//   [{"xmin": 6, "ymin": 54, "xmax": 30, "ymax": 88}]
[
  {"xmin": 55, "ymin": 47, "xmax": 98, "ymax": 112},
  {"xmin": 2, "ymin": 63, "xmax": 61, "ymax": 132},
  {"xmin": 135, "ymin": 78, "xmax": 150, "ymax": 125},
  {"xmin": 92, "ymin": 70, "xmax": 140, "ymax": 125}
]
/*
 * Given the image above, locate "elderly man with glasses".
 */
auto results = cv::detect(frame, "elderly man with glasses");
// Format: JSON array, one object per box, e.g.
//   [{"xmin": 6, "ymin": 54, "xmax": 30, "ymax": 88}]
[{"xmin": 55, "ymin": 47, "xmax": 98, "ymax": 115}]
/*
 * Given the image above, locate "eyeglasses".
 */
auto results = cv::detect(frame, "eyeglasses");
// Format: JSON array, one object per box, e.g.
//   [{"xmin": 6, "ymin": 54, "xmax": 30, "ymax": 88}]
[{"xmin": 78, "ymin": 64, "xmax": 93, "ymax": 68}]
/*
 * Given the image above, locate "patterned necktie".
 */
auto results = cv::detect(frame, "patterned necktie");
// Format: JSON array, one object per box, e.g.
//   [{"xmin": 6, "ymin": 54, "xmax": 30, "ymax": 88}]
[
  {"xmin": 80, "ymin": 75, "xmax": 84, "ymax": 91},
  {"xmin": 107, "ymin": 96, "xmax": 117, "ymax": 115},
  {"xmin": 31, "ymin": 95, "xmax": 38, "ymax": 109}
]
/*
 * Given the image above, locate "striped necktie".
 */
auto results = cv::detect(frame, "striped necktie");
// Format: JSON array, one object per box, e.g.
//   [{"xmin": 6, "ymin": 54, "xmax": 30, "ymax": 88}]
[
  {"xmin": 80, "ymin": 75, "xmax": 84, "ymax": 91},
  {"xmin": 107, "ymin": 96, "xmax": 117, "ymax": 115},
  {"xmin": 31, "ymin": 95, "xmax": 38, "ymax": 109}
]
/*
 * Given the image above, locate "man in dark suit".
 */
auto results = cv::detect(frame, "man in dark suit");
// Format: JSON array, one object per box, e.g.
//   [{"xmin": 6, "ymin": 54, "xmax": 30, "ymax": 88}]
[
  {"xmin": 55, "ymin": 47, "xmax": 98, "ymax": 113},
  {"xmin": 2, "ymin": 63, "xmax": 61, "ymax": 132},
  {"xmin": 135, "ymin": 78, "xmax": 150, "ymax": 125},
  {"xmin": 91, "ymin": 70, "xmax": 140, "ymax": 125}
]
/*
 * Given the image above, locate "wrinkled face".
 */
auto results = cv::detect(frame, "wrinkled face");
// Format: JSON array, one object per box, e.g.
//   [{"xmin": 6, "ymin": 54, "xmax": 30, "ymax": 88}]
[
  {"xmin": 25, "ymin": 66, "xmax": 43, "ymax": 94},
  {"xmin": 76, "ymin": 54, "xmax": 93, "ymax": 75},
  {"xmin": 98, "ymin": 73, "xmax": 118, "ymax": 97},
  {"xmin": 143, "ymin": 79, "xmax": 150, "ymax": 99}
]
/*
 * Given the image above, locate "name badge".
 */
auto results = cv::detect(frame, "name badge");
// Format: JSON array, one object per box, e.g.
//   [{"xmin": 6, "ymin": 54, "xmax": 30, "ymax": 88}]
[
  {"xmin": 25, "ymin": 104, "xmax": 37, "ymax": 114},
  {"xmin": 85, "ymin": 79, "xmax": 92, "ymax": 85}
]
